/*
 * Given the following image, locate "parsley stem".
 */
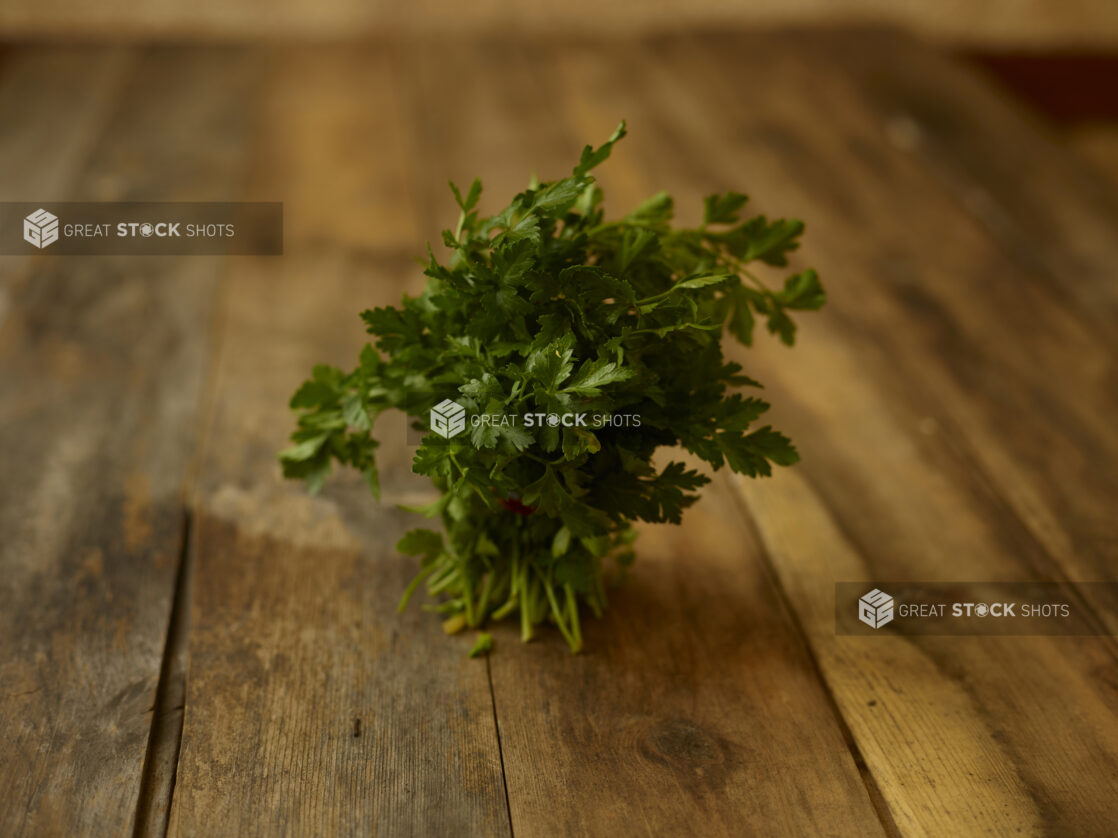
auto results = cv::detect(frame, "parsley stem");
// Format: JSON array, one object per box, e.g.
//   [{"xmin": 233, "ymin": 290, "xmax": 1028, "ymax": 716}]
[
  {"xmin": 427, "ymin": 565, "xmax": 459, "ymax": 595},
  {"xmin": 725, "ymin": 257, "xmax": 771, "ymax": 293},
  {"xmin": 585, "ymin": 219, "xmax": 660, "ymax": 237},
  {"xmin": 462, "ymin": 574, "xmax": 476, "ymax": 627},
  {"xmin": 541, "ymin": 572, "xmax": 577, "ymax": 651},
  {"xmin": 398, "ymin": 565, "xmax": 435, "ymax": 613},
  {"xmin": 476, "ymin": 571, "xmax": 494, "ymax": 623},
  {"xmin": 565, "ymin": 584, "xmax": 583, "ymax": 652},
  {"xmin": 520, "ymin": 572, "xmax": 533, "ymax": 642},
  {"xmin": 491, "ymin": 597, "xmax": 517, "ymax": 621}
]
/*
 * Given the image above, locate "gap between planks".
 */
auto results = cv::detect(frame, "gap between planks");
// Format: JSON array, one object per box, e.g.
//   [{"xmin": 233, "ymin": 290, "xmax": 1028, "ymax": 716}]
[
  {"xmin": 131, "ymin": 511, "xmax": 196, "ymax": 838},
  {"xmin": 485, "ymin": 656, "xmax": 516, "ymax": 838}
]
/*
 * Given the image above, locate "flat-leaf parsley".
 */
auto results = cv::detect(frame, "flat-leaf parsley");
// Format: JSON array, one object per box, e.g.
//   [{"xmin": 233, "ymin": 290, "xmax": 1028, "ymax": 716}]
[{"xmin": 281, "ymin": 123, "xmax": 823, "ymax": 652}]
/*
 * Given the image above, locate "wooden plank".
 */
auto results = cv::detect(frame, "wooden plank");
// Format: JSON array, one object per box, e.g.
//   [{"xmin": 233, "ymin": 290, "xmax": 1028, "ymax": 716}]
[
  {"xmin": 568, "ymin": 34, "xmax": 1118, "ymax": 833},
  {"xmin": 394, "ymin": 39, "xmax": 890, "ymax": 836},
  {"xmin": 0, "ymin": 48, "xmax": 256, "ymax": 836},
  {"xmin": 738, "ymin": 469, "xmax": 1118, "ymax": 837},
  {"xmin": 806, "ymin": 29, "xmax": 1118, "ymax": 332},
  {"xmin": 166, "ymin": 47, "xmax": 510, "ymax": 837}
]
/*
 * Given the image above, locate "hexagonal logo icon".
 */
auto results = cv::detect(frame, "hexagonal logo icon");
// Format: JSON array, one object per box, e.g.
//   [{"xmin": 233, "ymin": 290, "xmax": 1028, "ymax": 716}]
[
  {"xmin": 430, "ymin": 398, "xmax": 466, "ymax": 439},
  {"xmin": 858, "ymin": 588, "xmax": 894, "ymax": 629},
  {"xmin": 24, "ymin": 208, "xmax": 60, "ymax": 249}
]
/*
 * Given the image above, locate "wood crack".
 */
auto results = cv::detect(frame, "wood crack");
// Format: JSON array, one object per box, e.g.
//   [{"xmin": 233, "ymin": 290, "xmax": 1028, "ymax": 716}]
[
  {"xmin": 132, "ymin": 510, "xmax": 195, "ymax": 838},
  {"xmin": 485, "ymin": 656, "xmax": 515, "ymax": 838}
]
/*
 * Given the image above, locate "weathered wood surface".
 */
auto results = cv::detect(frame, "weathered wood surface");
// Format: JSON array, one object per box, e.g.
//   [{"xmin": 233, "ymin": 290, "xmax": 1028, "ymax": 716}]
[
  {"xmin": 0, "ymin": 48, "xmax": 255, "ymax": 836},
  {"xmin": 165, "ymin": 48, "xmax": 509, "ymax": 838},
  {"xmin": 0, "ymin": 30, "xmax": 1116, "ymax": 838}
]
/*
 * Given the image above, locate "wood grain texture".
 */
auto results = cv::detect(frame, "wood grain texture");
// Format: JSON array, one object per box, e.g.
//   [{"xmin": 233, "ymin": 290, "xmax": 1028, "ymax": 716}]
[
  {"xmin": 0, "ymin": 48, "xmax": 255, "ymax": 837},
  {"xmin": 166, "ymin": 48, "xmax": 509, "ymax": 837},
  {"xmin": 737, "ymin": 469, "xmax": 1118, "ymax": 837},
  {"xmin": 547, "ymin": 32, "xmax": 1118, "ymax": 835}
]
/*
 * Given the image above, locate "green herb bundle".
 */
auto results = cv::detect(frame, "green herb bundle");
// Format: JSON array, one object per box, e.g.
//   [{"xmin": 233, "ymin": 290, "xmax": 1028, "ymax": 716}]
[{"xmin": 280, "ymin": 123, "xmax": 823, "ymax": 653}]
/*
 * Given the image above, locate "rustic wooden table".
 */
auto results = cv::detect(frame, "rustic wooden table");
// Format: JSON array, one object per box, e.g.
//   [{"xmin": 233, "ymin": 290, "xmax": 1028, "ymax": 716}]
[{"xmin": 1, "ymin": 30, "xmax": 1116, "ymax": 838}]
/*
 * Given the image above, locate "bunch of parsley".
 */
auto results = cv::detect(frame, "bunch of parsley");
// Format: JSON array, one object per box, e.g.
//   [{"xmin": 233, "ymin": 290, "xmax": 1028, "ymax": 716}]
[{"xmin": 281, "ymin": 123, "xmax": 823, "ymax": 653}]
